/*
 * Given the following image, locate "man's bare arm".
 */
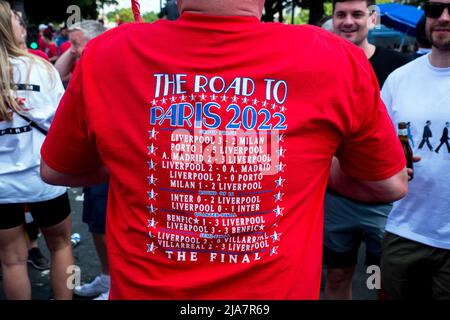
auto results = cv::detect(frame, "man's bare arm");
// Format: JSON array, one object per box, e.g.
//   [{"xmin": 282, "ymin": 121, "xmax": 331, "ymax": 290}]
[
  {"xmin": 40, "ymin": 160, "xmax": 109, "ymax": 187},
  {"xmin": 328, "ymin": 157, "xmax": 408, "ymax": 203},
  {"xmin": 55, "ymin": 49, "xmax": 77, "ymax": 80}
]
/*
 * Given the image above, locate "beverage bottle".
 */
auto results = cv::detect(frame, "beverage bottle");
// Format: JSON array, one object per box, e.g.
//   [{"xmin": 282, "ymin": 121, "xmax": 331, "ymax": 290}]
[
  {"xmin": 70, "ymin": 233, "xmax": 81, "ymax": 247},
  {"xmin": 398, "ymin": 122, "xmax": 414, "ymax": 180}
]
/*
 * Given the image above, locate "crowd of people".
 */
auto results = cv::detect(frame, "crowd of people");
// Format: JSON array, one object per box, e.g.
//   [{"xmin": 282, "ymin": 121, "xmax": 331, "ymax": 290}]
[{"xmin": 0, "ymin": 0, "xmax": 449, "ymax": 301}]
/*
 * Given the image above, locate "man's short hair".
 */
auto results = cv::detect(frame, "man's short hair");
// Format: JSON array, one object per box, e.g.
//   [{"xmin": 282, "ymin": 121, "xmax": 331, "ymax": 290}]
[
  {"xmin": 68, "ymin": 20, "xmax": 106, "ymax": 41},
  {"xmin": 332, "ymin": 0, "xmax": 376, "ymax": 12}
]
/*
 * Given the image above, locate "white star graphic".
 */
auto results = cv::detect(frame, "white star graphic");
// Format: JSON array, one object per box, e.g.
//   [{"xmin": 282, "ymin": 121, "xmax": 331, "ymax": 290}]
[
  {"xmin": 161, "ymin": 97, "xmax": 167, "ymax": 104},
  {"xmin": 147, "ymin": 204, "xmax": 157, "ymax": 214},
  {"xmin": 200, "ymin": 93, "xmax": 206, "ymax": 101},
  {"xmin": 277, "ymin": 147, "xmax": 286, "ymax": 158},
  {"xmin": 270, "ymin": 231, "xmax": 282, "ymax": 242},
  {"xmin": 148, "ymin": 159, "xmax": 157, "ymax": 170},
  {"xmin": 278, "ymin": 133, "xmax": 285, "ymax": 142},
  {"xmin": 190, "ymin": 94, "xmax": 196, "ymax": 101},
  {"xmin": 232, "ymin": 96, "xmax": 238, "ymax": 103},
  {"xmin": 148, "ymin": 231, "xmax": 156, "ymax": 238},
  {"xmin": 180, "ymin": 94, "xmax": 187, "ymax": 102},
  {"xmin": 271, "ymin": 103, "xmax": 277, "ymax": 110},
  {"xmin": 279, "ymin": 105, "xmax": 286, "ymax": 112},
  {"xmin": 262, "ymin": 101, "xmax": 268, "ymax": 107},
  {"xmin": 148, "ymin": 128, "xmax": 159, "ymax": 140},
  {"xmin": 210, "ymin": 94, "xmax": 217, "ymax": 101},
  {"xmin": 242, "ymin": 97, "xmax": 248, "ymax": 104},
  {"xmin": 148, "ymin": 175, "xmax": 158, "ymax": 186},
  {"xmin": 270, "ymin": 246, "xmax": 279, "ymax": 256},
  {"xmin": 170, "ymin": 96, "xmax": 177, "ymax": 103},
  {"xmin": 274, "ymin": 191, "xmax": 284, "ymax": 202},
  {"xmin": 276, "ymin": 162, "xmax": 285, "ymax": 173},
  {"xmin": 151, "ymin": 99, "xmax": 158, "ymax": 106},
  {"xmin": 252, "ymin": 98, "xmax": 259, "ymax": 105},
  {"xmin": 147, "ymin": 144, "xmax": 157, "ymax": 155},
  {"xmin": 193, "ymin": 217, "xmax": 199, "ymax": 224},
  {"xmin": 147, "ymin": 242, "xmax": 158, "ymax": 254},
  {"xmin": 275, "ymin": 177, "xmax": 285, "ymax": 188},
  {"xmin": 147, "ymin": 217, "xmax": 158, "ymax": 228},
  {"xmin": 147, "ymin": 189, "xmax": 158, "ymax": 200},
  {"xmin": 273, "ymin": 205, "xmax": 284, "ymax": 217}
]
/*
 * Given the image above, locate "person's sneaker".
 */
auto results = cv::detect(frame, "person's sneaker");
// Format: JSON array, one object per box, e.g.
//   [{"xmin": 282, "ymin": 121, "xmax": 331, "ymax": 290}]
[
  {"xmin": 93, "ymin": 290, "xmax": 110, "ymax": 300},
  {"xmin": 74, "ymin": 275, "xmax": 110, "ymax": 297},
  {"xmin": 27, "ymin": 247, "xmax": 50, "ymax": 270}
]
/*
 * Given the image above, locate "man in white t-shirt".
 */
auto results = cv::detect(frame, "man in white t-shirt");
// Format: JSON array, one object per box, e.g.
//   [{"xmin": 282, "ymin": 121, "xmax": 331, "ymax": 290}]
[{"xmin": 380, "ymin": 0, "xmax": 450, "ymax": 299}]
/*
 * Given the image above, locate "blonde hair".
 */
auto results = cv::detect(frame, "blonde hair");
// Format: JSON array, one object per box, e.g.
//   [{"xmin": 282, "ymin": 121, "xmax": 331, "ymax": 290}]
[{"xmin": 0, "ymin": 1, "xmax": 54, "ymax": 121}]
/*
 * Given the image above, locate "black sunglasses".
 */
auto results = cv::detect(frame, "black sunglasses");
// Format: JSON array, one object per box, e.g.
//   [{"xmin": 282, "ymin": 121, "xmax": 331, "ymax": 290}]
[{"xmin": 424, "ymin": 2, "xmax": 450, "ymax": 18}]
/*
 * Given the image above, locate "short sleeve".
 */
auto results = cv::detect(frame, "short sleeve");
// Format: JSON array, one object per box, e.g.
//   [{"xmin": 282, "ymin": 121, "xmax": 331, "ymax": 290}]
[
  {"xmin": 41, "ymin": 53, "xmax": 103, "ymax": 174},
  {"xmin": 336, "ymin": 53, "xmax": 405, "ymax": 181}
]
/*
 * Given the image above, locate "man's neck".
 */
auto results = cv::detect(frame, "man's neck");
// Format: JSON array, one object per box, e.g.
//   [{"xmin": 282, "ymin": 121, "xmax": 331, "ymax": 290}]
[
  {"xmin": 360, "ymin": 40, "xmax": 376, "ymax": 59},
  {"xmin": 429, "ymin": 47, "xmax": 450, "ymax": 68},
  {"xmin": 179, "ymin": 0, "xmax": 263, "ymax": 18}
]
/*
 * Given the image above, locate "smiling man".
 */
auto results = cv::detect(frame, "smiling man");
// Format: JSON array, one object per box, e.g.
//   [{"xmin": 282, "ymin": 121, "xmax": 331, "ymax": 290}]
[
  {"xmin": 380, "ymin": 0, "xmax": 450, "ymax": 300},
  {"xmin": 332, "ymin": 0, "xmax": 411, "ymax": 85}
]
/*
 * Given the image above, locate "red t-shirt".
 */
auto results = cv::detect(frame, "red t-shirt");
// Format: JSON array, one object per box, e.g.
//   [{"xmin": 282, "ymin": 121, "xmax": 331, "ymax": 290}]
[
  {"xmin": 28, "ymin": 49, "xmax": 50, "ymax": 61},
  {"xmin": 59, "ymin": 41, "xmax": 71, "ymax": 56},
  {"xmin": 40, "ymin": 41, "xmax": 58, "ymax": 59},
  {"xmin": 41, "ymin": 13, "xmax": 405, "ymax": 300}
]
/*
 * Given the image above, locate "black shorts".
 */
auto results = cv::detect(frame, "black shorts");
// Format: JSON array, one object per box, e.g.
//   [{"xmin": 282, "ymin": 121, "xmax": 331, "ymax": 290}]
[{"xmin": 0, "ymin": 192, "xmax": 71, "ymax": 230}]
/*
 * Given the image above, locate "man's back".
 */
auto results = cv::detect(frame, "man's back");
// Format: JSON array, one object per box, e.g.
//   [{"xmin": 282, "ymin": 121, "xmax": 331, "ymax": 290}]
[{"xmin": 42, "ymin": 13, "xmax": 405, "ymax": 299}]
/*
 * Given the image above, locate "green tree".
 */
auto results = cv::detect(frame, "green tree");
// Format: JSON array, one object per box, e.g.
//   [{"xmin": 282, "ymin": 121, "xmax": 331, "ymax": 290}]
[
  {"xmin": 106, "ymin": 8, "xmax": 134, "ymax": 23},
  {"xmin": 142, "ymin": 11, "xmax": 159, "ymax": 23}
]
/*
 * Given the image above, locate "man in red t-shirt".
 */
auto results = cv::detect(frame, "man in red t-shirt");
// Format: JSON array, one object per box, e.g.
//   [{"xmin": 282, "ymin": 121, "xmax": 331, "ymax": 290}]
[
  {"xmin": 40, "ymin": 28, "xmax": 58, "ymax": 63},
  {"xmin": 40, "ymin": 0, "xmax": 408, "ymax": 300},
  {"xmin": 55, "ymin": 20, "xmax": 106, "ymax": 86}
]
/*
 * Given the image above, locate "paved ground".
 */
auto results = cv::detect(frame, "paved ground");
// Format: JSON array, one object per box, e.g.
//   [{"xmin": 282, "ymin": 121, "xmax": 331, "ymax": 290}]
[{"xmin": 0, "ymin": 188, "xmax": 377, "ymax": 300}]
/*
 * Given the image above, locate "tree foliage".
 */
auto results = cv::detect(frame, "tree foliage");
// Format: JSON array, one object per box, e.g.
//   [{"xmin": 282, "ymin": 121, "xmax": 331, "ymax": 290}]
[
  {"xmin": 16, "ymin": 0, "xmax": 117, "ymax": 24},
  {"xmin": 106, "ymin": 8, "xmax": 159, "ymax": 23}
]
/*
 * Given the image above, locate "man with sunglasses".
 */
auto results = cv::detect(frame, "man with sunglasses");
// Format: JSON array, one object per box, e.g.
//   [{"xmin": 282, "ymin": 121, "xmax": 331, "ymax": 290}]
[{"xmin": 381, "ymin": 0, "xmax": 450, "ymax": 300}]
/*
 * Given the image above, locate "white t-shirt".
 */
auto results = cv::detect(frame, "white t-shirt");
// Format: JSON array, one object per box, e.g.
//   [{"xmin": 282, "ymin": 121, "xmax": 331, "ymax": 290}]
[
  {"xmin": 0, "ymin": 56, "xmax": 66, "ymax": 203},
  {"xmin": 381, "ymin": 54, "xmax": 450, "ymax": 249}
]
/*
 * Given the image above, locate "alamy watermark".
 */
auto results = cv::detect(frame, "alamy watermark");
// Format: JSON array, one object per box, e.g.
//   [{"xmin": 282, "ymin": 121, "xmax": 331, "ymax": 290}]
[
  {"xmin": 366, "ymin": 265, "xmax": 381, "ymax": 290},
  {"xmin": 66, "ymin": 264, "xmax": 81, "ymax": 290},
  {"xmin": 66, "ymin": 5, "xmax": 81, "ymax": 27}
]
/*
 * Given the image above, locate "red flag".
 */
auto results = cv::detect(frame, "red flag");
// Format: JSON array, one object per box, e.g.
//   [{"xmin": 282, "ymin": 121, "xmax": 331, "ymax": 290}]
[{"xmin": 131, "ymin": 0, "xmax": 142, "ymax": 22}]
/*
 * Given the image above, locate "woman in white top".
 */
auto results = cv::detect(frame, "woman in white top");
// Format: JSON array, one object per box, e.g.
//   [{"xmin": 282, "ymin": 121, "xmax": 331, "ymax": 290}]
[{"xmin": 0, "ymin": 1, "xmax": 73, "ymax": 299}]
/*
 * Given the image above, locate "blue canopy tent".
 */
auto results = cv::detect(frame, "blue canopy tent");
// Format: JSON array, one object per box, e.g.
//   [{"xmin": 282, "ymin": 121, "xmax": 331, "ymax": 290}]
[
  {"xmin": 378, "ymin": 3, "xmax": 424, "ymax": 37},
  {"xmin": 368, "ymin": 24, "xmax": 416, "ymax": 48}
]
